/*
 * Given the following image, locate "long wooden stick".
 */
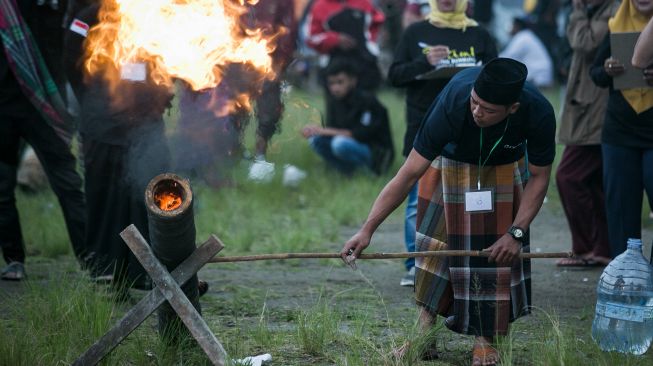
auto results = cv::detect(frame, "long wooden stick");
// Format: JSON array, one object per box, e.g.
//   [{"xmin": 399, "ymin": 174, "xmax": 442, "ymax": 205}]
[{"xmin": 208, "ymin": 250, "xmax": 571, "ymax": 263}]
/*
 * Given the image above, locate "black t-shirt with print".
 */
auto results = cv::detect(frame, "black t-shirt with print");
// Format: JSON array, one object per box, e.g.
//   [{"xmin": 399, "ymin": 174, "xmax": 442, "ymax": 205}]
[
  {"xmin": 413, "ymin": 67, "xmax": 556, "ymax": 167},
  {"xmin": 387, "ymin": 20, "xmax": 497, "ymax": 113}
]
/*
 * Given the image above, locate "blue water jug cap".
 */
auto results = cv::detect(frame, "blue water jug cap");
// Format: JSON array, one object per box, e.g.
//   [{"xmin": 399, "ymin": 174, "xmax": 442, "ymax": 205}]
[{"xmin": 627, "ymin": 238, "xmax": 643, "ymax": 249}]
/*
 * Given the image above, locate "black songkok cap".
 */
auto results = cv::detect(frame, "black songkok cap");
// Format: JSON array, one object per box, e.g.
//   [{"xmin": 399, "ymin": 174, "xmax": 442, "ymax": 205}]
[{"xmin": 473, "ymin": 58, "xmax": 527, "ymax": 105}]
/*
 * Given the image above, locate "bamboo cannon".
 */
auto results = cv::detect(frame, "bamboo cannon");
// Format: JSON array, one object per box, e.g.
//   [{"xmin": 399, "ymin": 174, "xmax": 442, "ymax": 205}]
[{"xmin": 208, "ymin": 250, "xmax": 572, "ymax": 263}]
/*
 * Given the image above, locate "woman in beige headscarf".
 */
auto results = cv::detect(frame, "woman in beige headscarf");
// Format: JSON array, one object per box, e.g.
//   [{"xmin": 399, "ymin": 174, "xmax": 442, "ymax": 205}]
[
  {"xmin": 555, "ymin": 0, "xmax": 619, "ymax": 268},
  {"xmin": 589, "ymin": 0, "xmax": 653, "ymax": 260}
]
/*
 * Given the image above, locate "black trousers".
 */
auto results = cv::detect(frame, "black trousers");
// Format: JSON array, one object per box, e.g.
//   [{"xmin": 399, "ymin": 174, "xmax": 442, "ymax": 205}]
[
  {"xmin": 83, "ymin": 123, "xmax": 170, "ymax": 287},
  {"xmin": 0, "ymin": 94, "xmax": 86, "ymax": 264}
]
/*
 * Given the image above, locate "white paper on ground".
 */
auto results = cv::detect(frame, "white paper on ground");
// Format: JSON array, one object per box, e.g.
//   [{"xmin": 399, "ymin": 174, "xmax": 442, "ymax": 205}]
[{"xmin": 234, "ymin": 353, "xmax": 272, "ymax": 366}]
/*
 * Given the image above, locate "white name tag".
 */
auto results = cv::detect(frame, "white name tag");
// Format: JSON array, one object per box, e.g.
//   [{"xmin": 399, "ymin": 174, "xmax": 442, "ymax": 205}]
[
  {"xmin": 120, "ymin": 62, "xmax": 147, "ymax": 82},
  {"xmin": 465, "ymin": 189, "xmax": 494, "ymax": 213}
]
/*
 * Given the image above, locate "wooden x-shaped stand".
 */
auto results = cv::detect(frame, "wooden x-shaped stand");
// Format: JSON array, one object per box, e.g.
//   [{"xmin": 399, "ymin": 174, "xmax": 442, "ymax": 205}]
[{"xmin": 74, "ymin": 224, "xmax": 227, "ymax": 366}]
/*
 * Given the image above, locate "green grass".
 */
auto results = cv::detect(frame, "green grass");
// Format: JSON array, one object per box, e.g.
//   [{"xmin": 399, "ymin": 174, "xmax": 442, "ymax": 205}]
[
  {"xmin": 4, "ymin": 272, "xmax": 653, "ymax": 365},
  {"xmin": 3, "ymin": 86, "xmax": 653, "ymax": 365},
  {"xmin": 16, "ymin": 191, "xmax": 70, "ymax": 258},
  {"xmin": 501, "ymin": 307, "xmax": 652, "ymax": 366}
]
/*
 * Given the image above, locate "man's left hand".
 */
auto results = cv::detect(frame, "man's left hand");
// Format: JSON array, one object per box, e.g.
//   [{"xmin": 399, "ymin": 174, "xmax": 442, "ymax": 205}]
[{"xmin": 483, "ymin": 234, "xmax": 521, "ymax": 266}]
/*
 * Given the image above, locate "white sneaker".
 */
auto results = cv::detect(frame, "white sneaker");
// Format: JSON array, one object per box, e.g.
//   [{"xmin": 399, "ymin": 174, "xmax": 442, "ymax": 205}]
[
  {"xmin": 248, "ymin": 160, "xmax": 275, "ymax": 182},
  {"xmin": 400, "ymin": 267, "xmax": 415, "ymax": 287},
  {"xmin": 282, "ymin": 164, "xmax": 307, "ymax": 187},
  {"xmin": 235, "ymin": 353, "xmax": 272, "ymax": 366}
]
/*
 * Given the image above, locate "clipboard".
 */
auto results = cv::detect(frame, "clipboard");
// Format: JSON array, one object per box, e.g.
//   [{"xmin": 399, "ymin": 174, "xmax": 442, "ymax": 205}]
[
  {"xmin": 416, "ymin": 62, "xmax": 477, "ymax": 80},
  {"xmin": 610, "ymin": 32, "xmax": 649, "ymax": 90}
]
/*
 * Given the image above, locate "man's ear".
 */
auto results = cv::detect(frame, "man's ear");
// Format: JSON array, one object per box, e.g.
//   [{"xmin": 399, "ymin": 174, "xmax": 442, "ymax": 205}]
[{"xmin": 508, "ymin": 102, "xmax": 520, "ymax": 114}]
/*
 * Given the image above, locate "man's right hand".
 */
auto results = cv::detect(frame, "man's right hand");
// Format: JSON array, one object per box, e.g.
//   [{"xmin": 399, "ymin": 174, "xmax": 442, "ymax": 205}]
[{"xmin": 340, "ymin": 231, "xmax": 372, "ymax": 267}]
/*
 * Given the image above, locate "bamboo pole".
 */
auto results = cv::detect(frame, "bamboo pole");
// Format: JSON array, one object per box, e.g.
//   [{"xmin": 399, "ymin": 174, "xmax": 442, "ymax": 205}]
[{"xmin": 208, "ymin": 250, "xmax": 572, "ymax": 263}]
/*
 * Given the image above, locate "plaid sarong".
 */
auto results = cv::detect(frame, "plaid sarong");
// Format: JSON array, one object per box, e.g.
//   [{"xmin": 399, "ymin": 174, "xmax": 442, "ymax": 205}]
[
  {"xmin": 414, "ymin": 156, "xmax": 531, "ymax": 337},
  {"xmin": 0, "ymin": 0, "xmax": 72, "ymax": 144}
]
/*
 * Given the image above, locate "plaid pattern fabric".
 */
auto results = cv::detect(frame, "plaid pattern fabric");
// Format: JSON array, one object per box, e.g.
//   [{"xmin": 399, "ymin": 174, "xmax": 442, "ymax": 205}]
[
  {"xmin": 0, "ymin": 0, "xmax": 72, "ymax": 144},
  {"xmin": 414, "ymin": 156, "xmax": 531, "ymax": 337}
]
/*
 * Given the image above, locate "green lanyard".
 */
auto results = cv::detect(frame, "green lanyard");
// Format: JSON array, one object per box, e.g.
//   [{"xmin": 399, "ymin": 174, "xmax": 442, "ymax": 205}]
[{"xmin": 477, "ymin": 119, "xmax": 510, "ymax": 189}]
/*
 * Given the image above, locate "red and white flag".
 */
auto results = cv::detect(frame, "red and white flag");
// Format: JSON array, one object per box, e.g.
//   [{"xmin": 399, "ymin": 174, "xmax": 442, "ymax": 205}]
[{"xmin": 69, "ymin": 19, "xmax": 90, "ymax": 37}]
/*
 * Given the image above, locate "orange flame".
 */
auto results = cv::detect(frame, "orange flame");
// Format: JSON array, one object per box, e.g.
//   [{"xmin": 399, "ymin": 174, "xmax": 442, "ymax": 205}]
[
  {"xmin": 84, "ymin": 0, "xmax": 276, "ymax": 101},
  {"xmin": 155, "ymin": 191, "xmax": 183, "ymax": 211}
]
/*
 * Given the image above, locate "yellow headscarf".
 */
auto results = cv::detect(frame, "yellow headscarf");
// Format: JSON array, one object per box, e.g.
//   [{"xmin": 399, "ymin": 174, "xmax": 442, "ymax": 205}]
[
  {"xmin": 427, "ymin": 0, "xmax": 478, "ymax": 31},
  {"xmin": 608, "ymin": 0, "xmax": 653, "ymax": 114}
]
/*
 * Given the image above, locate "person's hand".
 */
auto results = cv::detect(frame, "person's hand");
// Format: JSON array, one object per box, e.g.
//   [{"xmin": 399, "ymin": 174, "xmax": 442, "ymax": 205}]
[
  {"xmin": 483, "ymin": 234, "xmax": 522, "ymax": 266},
  {"xmin": 644, "ymin": 66, "xmax": 653, "ymax": 86},
  {"xmin": 337, "ymin": 33, "xmax": 357, "ymax": 50},
  {"xmin": 604, "ymin": 57, "xmax": 625, "ymax": 77},
  {"xmin": 340, "ymin": 230, "xmax": 372, "ymax": 269},
  {"xmin": 425, "ymin": 45, "xmax": 450, "ymax": 66},
  {"xmin": 572, "ymin": 0, "xmax": 585, "ymax": 11},
  {"xmin": 301, "ymin": 125, "xmax": 321, "ymax": 138}
]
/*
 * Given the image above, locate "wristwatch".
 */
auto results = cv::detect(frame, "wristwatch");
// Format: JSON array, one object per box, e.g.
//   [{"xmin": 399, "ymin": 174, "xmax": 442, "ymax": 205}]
[{"xmin": 508, "ymin": 225, "xmax": 526, "ymax": 242}]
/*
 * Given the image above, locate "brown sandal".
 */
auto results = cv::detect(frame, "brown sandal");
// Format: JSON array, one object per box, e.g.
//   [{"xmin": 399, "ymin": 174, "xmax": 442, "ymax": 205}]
[{"xmin": 472, "ymin": 343, "xmax": 499, "ymax": 366}]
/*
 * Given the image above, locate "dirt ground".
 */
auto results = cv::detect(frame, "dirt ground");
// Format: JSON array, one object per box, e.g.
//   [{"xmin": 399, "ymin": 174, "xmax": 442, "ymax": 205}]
[
  {"xmin": 1, "ymin": 199, "xmax": 652, "ymax": 365},
  {"xmin": 200, "ymin": 198, "xmax": 653, "ymax": 315},
  {"xmin": 194, "ymin": 199, "xmax": 653, "ymax": 364},
  {"xmin": 205, "ymin": 198, "xmax": 653, "ymax": 359}
]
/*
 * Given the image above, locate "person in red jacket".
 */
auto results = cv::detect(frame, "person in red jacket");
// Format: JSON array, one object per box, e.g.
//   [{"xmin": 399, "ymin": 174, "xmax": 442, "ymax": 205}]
[{"xmin": 306, "ymin": 0, "xmax": 385, "ymax": 91}]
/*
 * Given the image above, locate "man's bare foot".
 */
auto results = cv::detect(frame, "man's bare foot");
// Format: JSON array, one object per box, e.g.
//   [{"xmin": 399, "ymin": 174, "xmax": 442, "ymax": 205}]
[{"xmin": 472, "ymin": 337, "xmax": 499, "ymax": 366}]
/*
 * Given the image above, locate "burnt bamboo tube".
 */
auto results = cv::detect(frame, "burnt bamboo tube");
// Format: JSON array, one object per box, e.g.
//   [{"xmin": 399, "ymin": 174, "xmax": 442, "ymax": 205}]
[
  {"xmin": 208, "ymin": 250, "xmax": 572, "ymax": 263},
  {"xmin": 145, "ymin": 173, "xmax": 200, "ymax": 343}
]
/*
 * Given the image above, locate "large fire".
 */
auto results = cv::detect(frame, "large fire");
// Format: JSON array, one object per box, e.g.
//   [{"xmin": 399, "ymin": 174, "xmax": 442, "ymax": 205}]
[
  {"xmin": 155, "ymin": 191, "xmax": 183, "ymax": 211},
  {"xmin": 84, "ymin": 0, "xmax": 277, "ymax": 109}
]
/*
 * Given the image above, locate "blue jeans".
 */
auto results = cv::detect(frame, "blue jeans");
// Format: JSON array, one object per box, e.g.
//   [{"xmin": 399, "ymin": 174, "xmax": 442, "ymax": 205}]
[
  {"xmin": 309, "ymin": 135, "xmax": 372, "ymax": 175},
  {"xmin": 404, "ymin": 183, "xmax": 417, "ymax": 270},
  {"xmin": 602, "ymin": 143, "xmax": 653, "ymax": 258}
]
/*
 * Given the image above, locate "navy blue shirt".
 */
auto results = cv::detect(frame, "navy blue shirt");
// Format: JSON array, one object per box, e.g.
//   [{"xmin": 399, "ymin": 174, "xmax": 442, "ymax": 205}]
[{"xmin": 413, "ymin": 67, "xmax": 556, "ymax": 166}]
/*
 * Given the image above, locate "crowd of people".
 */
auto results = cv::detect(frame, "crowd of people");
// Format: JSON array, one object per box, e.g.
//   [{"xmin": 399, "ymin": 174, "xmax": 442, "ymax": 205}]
[{"xmin": 1, "ymin": 0, "xmax": 652, "ymax": 365}]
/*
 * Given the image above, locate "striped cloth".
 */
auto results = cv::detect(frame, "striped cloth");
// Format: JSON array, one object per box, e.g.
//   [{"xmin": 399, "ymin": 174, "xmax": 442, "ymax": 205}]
[
  {"xmin": 414, "ymin": 156, "xmax": 531, "ymax": 337},
  {"xmin": 0, "ymin": 0, "xmax": 72, "ymax": 145}
]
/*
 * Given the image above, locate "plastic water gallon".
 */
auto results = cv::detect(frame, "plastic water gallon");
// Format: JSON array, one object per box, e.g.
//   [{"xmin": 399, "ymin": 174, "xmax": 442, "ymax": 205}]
[{"xmin": 591, "ymin": 238, "xmax": 653, "ymax": 355}]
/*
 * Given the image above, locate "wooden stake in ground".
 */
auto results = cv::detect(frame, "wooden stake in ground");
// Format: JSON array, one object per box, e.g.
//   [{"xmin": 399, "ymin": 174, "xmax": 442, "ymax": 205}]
[{"xmin": 73, "ymin": 226, "xmax": 227, "ymax": 366}]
